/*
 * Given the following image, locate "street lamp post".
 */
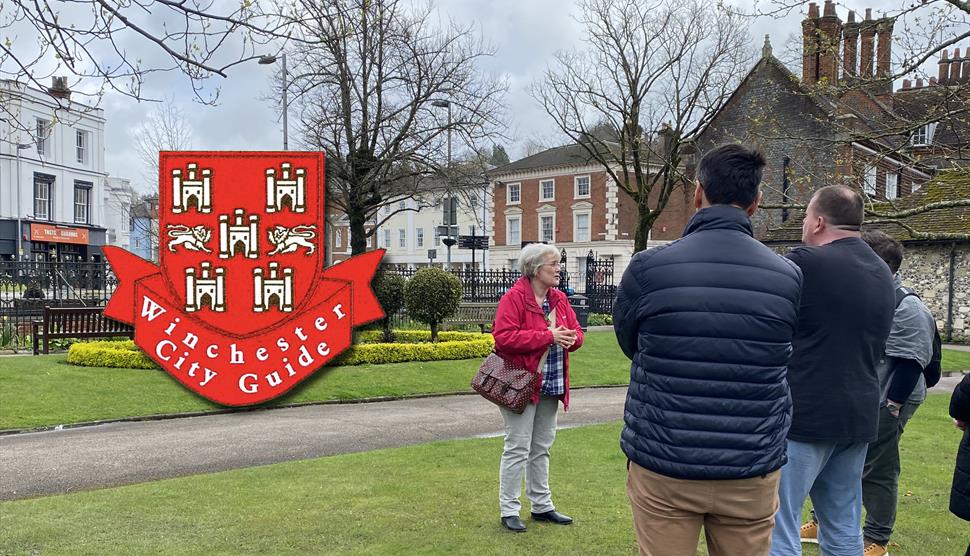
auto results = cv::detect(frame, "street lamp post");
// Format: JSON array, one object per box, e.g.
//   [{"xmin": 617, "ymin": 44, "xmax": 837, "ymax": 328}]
[
  {"xmin": 15, "ymin": 142, "xmax": 32, "ymax": 260},
  {"xmin": 432, "ymin": 99, "xmax": 453, "ymax": 270},
  {"xmin": 259, "ymin": 53, "xmax": 288, "ymax": 150}
]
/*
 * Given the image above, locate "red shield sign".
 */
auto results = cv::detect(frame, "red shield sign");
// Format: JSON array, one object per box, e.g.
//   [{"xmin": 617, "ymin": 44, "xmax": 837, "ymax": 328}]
[
  {"xmin": 103, "ymin": 151, "xmax": 384, "ymax": 406},
  {"xmin": 158, "ymin": 152, "xmax": 325, "ymax": 337}
]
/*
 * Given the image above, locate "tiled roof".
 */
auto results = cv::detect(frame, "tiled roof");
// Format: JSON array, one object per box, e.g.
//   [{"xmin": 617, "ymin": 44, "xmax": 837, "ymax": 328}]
[
  {"xmin": 763, "ymin": 170, "xmax": 970, "ymax": 243},
  {"xmin": 488, "ymin": 143, "xmax": 612, "ymax": 176}
]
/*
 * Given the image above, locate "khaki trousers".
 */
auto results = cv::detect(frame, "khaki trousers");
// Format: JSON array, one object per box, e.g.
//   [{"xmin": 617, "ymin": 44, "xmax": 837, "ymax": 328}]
[{"xmin": 627, "ymin": 461, "xmax": 780, "ymax": 556}]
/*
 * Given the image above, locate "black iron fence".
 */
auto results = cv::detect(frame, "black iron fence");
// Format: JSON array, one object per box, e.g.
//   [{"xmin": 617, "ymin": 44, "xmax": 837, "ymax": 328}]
[{"xmin": 0, "ymin": 261, "xmax": 118, "ymax": 348}]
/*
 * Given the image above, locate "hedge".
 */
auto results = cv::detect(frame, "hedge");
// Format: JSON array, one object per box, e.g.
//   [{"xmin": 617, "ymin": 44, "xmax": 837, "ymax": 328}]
[
  {"xmin": 67, "ymin": 335, "xmax": 495, "ymax": 369},
  {"xmin": 67, "ymin": 340, "xmax": 158, "ymax": 370},
  {"xmin": 356, "ymin": 330, "xmax": 488, "ymax": 344}
]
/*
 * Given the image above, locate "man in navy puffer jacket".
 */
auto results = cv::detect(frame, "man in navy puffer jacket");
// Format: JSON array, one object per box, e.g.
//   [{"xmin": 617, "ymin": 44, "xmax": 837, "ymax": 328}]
[{"xmin": 614, "ymin": 144, "xmax": 802, "ymax": 556}]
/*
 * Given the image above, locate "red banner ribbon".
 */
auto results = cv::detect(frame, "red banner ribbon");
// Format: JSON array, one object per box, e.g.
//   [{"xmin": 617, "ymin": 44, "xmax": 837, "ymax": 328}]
[{"xmin": 103, "ymin": 246, "xmax": 384, "ymax": 406}]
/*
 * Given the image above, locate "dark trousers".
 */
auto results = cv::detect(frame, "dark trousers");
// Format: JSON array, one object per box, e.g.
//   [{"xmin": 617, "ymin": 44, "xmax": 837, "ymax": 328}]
[{"xmin": 861, "ymin": 401, "xmax": 921, "ymax": 544}]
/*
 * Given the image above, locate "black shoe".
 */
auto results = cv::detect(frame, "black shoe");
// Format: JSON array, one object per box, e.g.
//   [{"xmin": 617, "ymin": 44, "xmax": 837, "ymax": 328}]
[
  {"xmin": 531, "ymin": 510, "xmax": 573, "ymax": 525},
  {"xmin": 501, "ymin": 516, "xmax": 526, "ymax": 532}
]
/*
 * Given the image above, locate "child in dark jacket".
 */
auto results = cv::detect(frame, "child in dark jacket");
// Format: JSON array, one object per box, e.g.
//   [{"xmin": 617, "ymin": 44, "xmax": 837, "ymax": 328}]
[{"xmin": 949, "ymin": 372, "xmax": 970, "ymax": 556}]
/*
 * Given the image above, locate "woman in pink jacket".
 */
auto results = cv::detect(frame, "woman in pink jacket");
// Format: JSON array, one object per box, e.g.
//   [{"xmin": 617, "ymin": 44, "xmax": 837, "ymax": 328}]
[{"xmin": 492, "ymin": 242, "xmax": 585, "ymax": 533}]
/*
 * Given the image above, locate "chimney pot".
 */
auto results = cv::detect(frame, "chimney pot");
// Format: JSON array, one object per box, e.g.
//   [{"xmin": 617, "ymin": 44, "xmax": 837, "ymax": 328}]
[
  {"xmin": 902, "ymin": 79, "xmax": 911, "ymax": 89},
  {"xmin": 823, "ymin": 0, "xmax": 836, "ymax": 16},
  {"xmin": 929, "ymin": 77, "xmax": 938, "ymax": 85},
  {"xmin": 808, "ymin": 2, "xmax": 819, "ymax": 18},
  {"xmin": 939, "ymin": 50, "xmax": 951, "ymax": 84},
  {"xmin": 847, "ymin": 10, "xmax": 855, "ymax": 22},
  {"xmin": 865, "ymin": 8, "xmax": 872, "ymax": 20},
  {"xmin": 961, "ymin": 58, "xmax": 970, "ymax": 84},
  {"xmin": 915, "ymin": 78, "xmax": 924, "ymax": 88}
]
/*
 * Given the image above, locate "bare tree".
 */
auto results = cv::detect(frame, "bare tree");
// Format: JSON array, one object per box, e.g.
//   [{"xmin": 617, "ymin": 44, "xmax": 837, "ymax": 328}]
[
  {"xmin": 533, "ymin": 0, "xmax": 752, "ymax": 252},
  {"xmin": 132, "ymin": 101, "xmax": 195, "ymax": 190},
  {"xmin": 283, "ymin": 0, "xmax": 507, "ymax": 255},
  {"xmin": 0, "ymin": 0, "xmax": 291, "ymax": 146}
]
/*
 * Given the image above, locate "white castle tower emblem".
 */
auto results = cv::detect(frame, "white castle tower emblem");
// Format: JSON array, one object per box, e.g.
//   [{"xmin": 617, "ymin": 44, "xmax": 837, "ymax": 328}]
[
  {"xmin": 185, "ymin": 262, "xmax": 226, "ymax": 312},
  {"xmin": 172, "ymin": 163, "xmax": 213, "ymax": 214},
  {"xmin": 218, "ymin": 209, "xmax": 260, "ymax": 259},
  {"xmin": 253, "ymin": 262, "xmax": 294, "ymax": 312},
  {"xmin": 265, "ymin": 163, "xmax": 306, "ymax": 213}
]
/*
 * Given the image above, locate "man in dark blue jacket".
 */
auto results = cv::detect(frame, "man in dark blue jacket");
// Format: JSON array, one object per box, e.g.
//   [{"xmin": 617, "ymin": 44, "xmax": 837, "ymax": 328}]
[{"xmin": 614, "ymin": 144, "xmax": 802, "ymax": 556}]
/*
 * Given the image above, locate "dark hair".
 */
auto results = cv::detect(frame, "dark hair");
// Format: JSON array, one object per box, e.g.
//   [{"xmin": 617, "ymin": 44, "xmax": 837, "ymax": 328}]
[
  {"xmin": 862, "ymin": 230, "xmax": 903, "ymax": 274},
  {"xmin": 695, "ymin": 144, "xmax": 767, "ymax": 207},
  {"xmin": 811, "ymin": 185, "xmax": 863, "ymax": 229}
]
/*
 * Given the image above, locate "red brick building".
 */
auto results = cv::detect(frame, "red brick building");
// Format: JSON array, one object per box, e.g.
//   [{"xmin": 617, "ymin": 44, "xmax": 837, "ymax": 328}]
[{"xmin": 487, "ymin": 144, "xmax": 692, "ymax": 288}]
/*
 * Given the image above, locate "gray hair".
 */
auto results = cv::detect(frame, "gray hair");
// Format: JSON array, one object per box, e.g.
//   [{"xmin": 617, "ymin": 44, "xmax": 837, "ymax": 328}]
[{"xmin": 517, "ymin": 243, "xmax": 560, "ymax": 278}]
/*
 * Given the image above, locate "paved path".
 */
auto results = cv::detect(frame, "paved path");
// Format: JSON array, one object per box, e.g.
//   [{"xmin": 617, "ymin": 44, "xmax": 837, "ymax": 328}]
[
  {"xmin": 2, "ymin": 377, "xmax": 964, "ymax": 502},
  {"xmin": 0, "ymin": 388, "xmax": 628, "ymax": 501}
]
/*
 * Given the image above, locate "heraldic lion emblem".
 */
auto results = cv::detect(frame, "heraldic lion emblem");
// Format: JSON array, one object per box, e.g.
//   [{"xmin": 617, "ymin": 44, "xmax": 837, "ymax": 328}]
[
  {"xmin": 267, "ymin": 225, "xmax": 317, "ymax": 256},
  {"xmin": 166, "ymin": 224, "xmax": 213, "ymax": 253}
]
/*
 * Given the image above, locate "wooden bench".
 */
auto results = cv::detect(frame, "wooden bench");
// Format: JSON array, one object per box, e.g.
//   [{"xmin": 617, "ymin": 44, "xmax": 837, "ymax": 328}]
[
  {"xmin": 32, "ymin": 306, "xmax": 134, "ymax": 355},
  {"xmin": 443, "ymin": 302, "xmax": 497, "ymax": 333}
]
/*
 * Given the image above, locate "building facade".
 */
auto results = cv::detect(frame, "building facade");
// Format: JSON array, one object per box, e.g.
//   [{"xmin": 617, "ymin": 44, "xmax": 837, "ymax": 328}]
[
  {"xmin": 487, "ymin": 144, "xmax": 692, "ymax": 290},
  {"xmin": 0, "ymin": 78, "xmax": 109, "ymax": 262},
  {"xmin": 329, "ymin": 185, "xmax": 493, "ymax": 270},
  {"xmin": 103, "ymin": 177, "xmax": 134, "ymax": 251}
]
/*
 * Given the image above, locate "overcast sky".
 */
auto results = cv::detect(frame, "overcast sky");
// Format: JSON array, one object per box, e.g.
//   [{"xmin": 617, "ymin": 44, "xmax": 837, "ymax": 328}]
[{"xmin": 95, "ymin": 0, "xmax": 921, "ymax": 191}]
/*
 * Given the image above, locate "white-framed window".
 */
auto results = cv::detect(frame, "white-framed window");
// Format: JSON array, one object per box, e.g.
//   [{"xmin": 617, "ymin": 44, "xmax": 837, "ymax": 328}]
[
  {"xmin": 34, "ymin": 174, "xmax": 53, "ymax": 220},
  {"xmin": 383, "ymin": 229, "xmax": 391, "ymax": 247},
  {"xmin": 885, "ymin": 173, "xmax": 899, "ymax": 200},
  {"xmin": 74, "ymin": 181, "xmax": 91, "ymax": 224},
  {"xmin": 507, "ymin": 183, "xmax": 521, "ymax": 205},
  {"xmin": 36, "ymin": 118, "xmax": 49, "ymax": 155},
  {"xmin": 540, "ymin": 179, "xmax": 555, "ymax": 201},
  {"xmin": 507, "ymin": 216, "xmax": 521, "ymax": 246},
  {"xmin": 121, "ymin": 208, "xmax": 130, "ymax": 232},
  {"xmin": 574, "ymin": 175, "xmax": 591, "ymax": 199},
  {"xmin": 76, "ymin": 129, "xmax": 88, "ymax": 164},
  {"xmin": 398, "ymin": 228, "xmax": 407, "ymax": 248},
  {"xmin": 864, "ymin": 167, "xmax": 877, "ymax": 196},
  {"xmin": 398, "ymin": 200, "xmax": 407, "ymax": 210},
  {"xmin": 576, "ymin": 257, "xmax": 587, "ymax": 286},
  {"xmin": 574, "ymin": 212, "xmax": 591, "ymax": 242},
  {"xmin": 382, "ymin": 205, "xmax": 390, "ymax": 215},
  {"xmin": 416, "ymin": 228, "xmax": 424, "ymax": 247},
  {"xmin": 540, "ymin": 215, "xmax": 555, "ymax": 243},
  {"xmin": 367, "ymin": 233, "xmax": 373, "ymax": 248},
  {"xmin": 910, "ymin": 123, "xmax": 938, "ymax": 146},
  {"xmin": 335, "ymin": 228, "xmax": 342, "ymax": 247}
]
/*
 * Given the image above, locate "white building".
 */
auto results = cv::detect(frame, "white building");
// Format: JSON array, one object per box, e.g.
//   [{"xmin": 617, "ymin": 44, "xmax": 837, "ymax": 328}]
[
  {"xmin": 0, "ymin": 78, "xmax": 111, "ymax": 262},
  {"xmin": 330, "ymin": 185, "xmax": 493, "ymax": 270},
  {"xmin": 103, "ymin": 177, "xmax": 134, "ymax": 250}
]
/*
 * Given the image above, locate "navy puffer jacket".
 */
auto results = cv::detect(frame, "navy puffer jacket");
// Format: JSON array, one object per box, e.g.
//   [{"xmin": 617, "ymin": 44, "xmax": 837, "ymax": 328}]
[{"xmin": 614, "ymin": 206, "xmax": 802, "ymax": 480}]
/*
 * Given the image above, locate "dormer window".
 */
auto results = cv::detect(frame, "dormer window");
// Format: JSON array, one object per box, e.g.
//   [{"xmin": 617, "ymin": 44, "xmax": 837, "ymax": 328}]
[{"xmin": 910, "ymin": 123, "xmax": 937, "ymax": 147}]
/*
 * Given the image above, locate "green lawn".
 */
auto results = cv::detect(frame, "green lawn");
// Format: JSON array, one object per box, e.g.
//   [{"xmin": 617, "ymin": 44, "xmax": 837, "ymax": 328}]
[
  {"xmin": 1, "ymin": 395, "xmax": 966, "ymax": 555},
  {"xmin": 943, "ymin": 348, "xmax": 970, "ymax": 373},
  {"xmin": 0, "ymin": 331, "xmax": 632, "ymax": 431}
]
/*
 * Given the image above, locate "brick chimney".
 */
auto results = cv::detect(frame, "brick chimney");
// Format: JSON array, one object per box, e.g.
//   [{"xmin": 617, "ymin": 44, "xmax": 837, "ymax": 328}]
[
  {"xmin": 859, "ymin": 9, "xmax": 876, "ymax": 78},
  {"xmin": 901, "ymin": 79, "xmax": 911, "ymax": 90},
  {"xmin": 962, "ymin": 53, "xmax": 970, "ymax": 84},
  {"xmin": 47, "ymin": 76, "xmax": 71, "ymax": 100},
  {"xmin": 875, "ymin": 19, "xmax": 893, "ymax": 79},
  {"xmin": 842, "ymin": 11, "xmax": 859, "ymax": 79},
  {"xmin": 949, "ymin": 48, "xmax": 963, "ymax": 84},
  {"xmin": 916, "ymin": 78, "xmax": 924, "ymax": 88},
  {"xmin": 802, "ymin": 2, "xmax": 821, "ymax": 84},
  {"xmin": 938, "ymin": 49, "xmax": 950, "ymax": 84},
  {"xmin": 816, "ymin": 0, "xmax": 842, "ymax": 85}
]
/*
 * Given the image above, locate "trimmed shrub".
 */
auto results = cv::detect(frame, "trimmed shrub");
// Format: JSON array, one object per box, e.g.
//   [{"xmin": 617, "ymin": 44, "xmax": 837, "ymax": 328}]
[
  {"xmin": 588, "ymin": 313, "xmax": 612, "ymax": 326},
  {"xmin": 335, "ymin": 336, "xmax": 494, "ymax": 365},
  {"xmin": 404, "ymin": 267, "xmax": 462, "ymax": 342},
  {"xmin": 68, "ymin": 341, "xmax": 158, "ymax": 370},
  {"xmin": 356, "ymin": 330, "xmax": 485, "ymax": 344},
  {"xmin": 373, "ymin": 271, "xmax": 406, "ymax": 342}
]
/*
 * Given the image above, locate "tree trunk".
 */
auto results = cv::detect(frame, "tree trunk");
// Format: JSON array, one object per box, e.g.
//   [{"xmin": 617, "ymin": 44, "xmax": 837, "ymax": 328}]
[
  {"xmin": 634, "ymin": 197, "xmax": 657, "ymax": 253},
  {"xmin": 430, "ymin": 321, "xmax": 439, "ymax": 342},
  {"xmin": 349, "ymin": 207, "xmax": 368, "ymax": 255},
  {"xmin": 381, "ymin": 317, "xmax": 392, "ymax": 343}
]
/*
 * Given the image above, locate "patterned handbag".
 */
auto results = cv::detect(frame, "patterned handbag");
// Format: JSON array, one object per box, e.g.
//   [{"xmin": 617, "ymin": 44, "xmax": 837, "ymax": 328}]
[{"xmin": 471, "ymin": 351, "xmax": 540, "ymax": 413}]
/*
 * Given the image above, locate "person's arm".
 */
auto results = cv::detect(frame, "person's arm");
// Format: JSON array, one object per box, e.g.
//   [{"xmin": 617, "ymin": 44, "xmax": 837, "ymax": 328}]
[
  {"xmin": 612, "ymin": 256, "xmax": 644, "ymax": 361},
  {"xmin": 492, "ymin": 295, "xmax": 553, "ymax": 355},
  {"xmin": 886, "ymin": 357, "xmax": 923, "ymax": 413},
  {"xmin": 950, "ymin": 374, "xmax": 970, "ymax": 425},
  {"xmin": 561, "ymin": 301, "xmax": 584, "ymax": 352}
]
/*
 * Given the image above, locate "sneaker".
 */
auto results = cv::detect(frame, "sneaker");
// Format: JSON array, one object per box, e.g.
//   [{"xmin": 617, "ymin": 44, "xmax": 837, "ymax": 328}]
[
  {"xmin": 863, "ymin": 541, "xmax": 889, "ymax": 556},
  {"xmin": 799, "ymin": 520, "xmax": 818, "ymax": 544}
]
